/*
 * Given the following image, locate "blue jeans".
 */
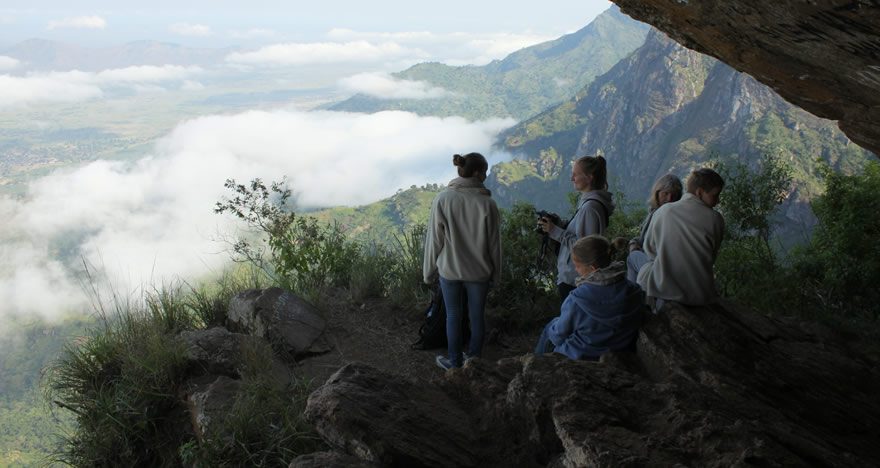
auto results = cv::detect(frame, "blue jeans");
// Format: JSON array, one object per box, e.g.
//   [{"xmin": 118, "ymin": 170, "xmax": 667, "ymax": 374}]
[
  {"xmin": 439, "ymin": 277, "xmax": 489, "ymax": 367},
  {"xmin": 627, "ymin": 250, "xmax": 649, "ymax": 283}
]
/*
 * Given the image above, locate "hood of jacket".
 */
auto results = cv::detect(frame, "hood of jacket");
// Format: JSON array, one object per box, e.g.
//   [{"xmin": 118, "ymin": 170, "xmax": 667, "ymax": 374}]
[
  {"xmin": 448, "ymin": 176, "xmax": 491, "ymax": 196},
  {"xmin": 576, "ymin": 261, "xmax": 627, "ymax": 287},
  {"xmin": 568, "ymin": 270, "xmax": 643, "ymax": 328},
  {"xmin": 578, "ymin": 189, "xmax": 615, "ymax": 218}
]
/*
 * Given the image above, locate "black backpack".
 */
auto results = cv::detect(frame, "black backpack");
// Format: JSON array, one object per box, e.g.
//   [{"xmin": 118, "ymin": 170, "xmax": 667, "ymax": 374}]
[{"xmin": 411, "ymin": 283, "xmax": 470, "ymax": 350}]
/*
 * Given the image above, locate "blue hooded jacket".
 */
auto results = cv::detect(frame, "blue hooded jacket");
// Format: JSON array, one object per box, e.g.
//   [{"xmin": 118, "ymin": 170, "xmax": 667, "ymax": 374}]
[{"xmin": 547, "ymin": 262, "xmax": 645, "ymax": 360}]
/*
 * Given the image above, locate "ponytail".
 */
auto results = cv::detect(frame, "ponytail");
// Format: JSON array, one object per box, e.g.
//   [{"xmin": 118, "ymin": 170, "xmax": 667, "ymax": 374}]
[{"xmin": 575, "ymin": 155, "xmax": 608, "ymax": 190}]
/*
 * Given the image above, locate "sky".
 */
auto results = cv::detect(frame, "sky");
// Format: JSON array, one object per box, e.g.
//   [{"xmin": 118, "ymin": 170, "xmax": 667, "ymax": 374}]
[
  {"xmin": 0, "ymin": 1, "xmax": 613, "ymax": 48},
  {"xmin": 0, "ymin": 1, "xmax": 617, "ymax": 319}
]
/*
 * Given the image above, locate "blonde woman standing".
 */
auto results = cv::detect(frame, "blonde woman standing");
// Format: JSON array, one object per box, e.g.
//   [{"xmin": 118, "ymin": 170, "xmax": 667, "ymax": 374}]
[{"xmin": 538, "ymin": 155, "xmax": 614, "ymax": 302}]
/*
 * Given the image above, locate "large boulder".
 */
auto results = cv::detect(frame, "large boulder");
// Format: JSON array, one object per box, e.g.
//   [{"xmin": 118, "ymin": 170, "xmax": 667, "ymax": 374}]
[
  {"xmin": 178, "ymin": 326, "xmax": 292, "ymax": 384},
  {"xmin": 304, "ymin": 302, "xmax": 880, "ymax": 466},
  {"xmin": 227, "ymin": 287, "xmax": 331, "ymax": 358},
  {"xmin": 185, "ymin": 375, "xmax": 243, "ymax": 444}
]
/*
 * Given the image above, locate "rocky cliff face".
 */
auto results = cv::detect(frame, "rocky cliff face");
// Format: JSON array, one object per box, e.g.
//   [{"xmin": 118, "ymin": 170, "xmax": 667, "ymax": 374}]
[
  {"xmin": 299, "ymin": 302, "xmax": 880, "ymax": 467},
  {"xmin": 492, "ymin": 30, "xmax": 873, "ymax": 230},
  {"xmin": 610, "ymin": 0, "xmax": 880, "ymax": 158}
]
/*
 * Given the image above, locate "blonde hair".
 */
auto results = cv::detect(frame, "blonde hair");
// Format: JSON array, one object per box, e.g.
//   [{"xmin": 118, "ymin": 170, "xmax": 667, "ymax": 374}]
[{"xmin": 648, "ymin": 174, "xmax": 683, "ymax": 210}]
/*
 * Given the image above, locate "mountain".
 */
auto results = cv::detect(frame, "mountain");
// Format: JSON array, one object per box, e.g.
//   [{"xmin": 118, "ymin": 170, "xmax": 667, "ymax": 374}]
[
  {"xmin": 1, "ymin": 39, "xmax": 233, "ymax": 71},
  {"xmin": 328, "ymin": 6, "xmax": 649, "ymax": 121},
  {"xmin": 489, "ymin": 30, "xmax": 875, "ymax": 232}
]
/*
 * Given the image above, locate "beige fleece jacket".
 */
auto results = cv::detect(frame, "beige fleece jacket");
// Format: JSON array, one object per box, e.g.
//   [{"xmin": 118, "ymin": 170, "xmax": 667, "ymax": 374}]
[
  {"xmin": 423, "ymin": 177, "xmax": 501, "ymax": 285},
  {"xmin": 636, "ymin": 193, "xmax": 725, "ymax": 305}
]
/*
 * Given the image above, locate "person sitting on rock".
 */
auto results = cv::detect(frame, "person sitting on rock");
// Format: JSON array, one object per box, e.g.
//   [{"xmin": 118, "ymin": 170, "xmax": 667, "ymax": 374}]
[
  {"xmin": 534, "ymin": 235, "xmax": 644, "ymax": 361},
  {"xmin": 636, "ymin": 168, "xmax": 725, "ymax": 310},
  {"xmin": 626, "ymin": 173, "xmax": 683, "ymax": 282}
]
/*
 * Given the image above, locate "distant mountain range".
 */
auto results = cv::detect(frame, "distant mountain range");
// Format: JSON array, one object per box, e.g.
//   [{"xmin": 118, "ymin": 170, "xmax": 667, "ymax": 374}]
[
  {"xmin": 489, "ymin": 29, "xmax": 874, "ymax": 234},
  {"xmin": 1, "ymin": 39, "xmax": 234, "ymax": 71},
  {"xmin": 328, "ymin": 6, "xmax": 649, "ymax": 121},
  {"xmin": 321, "ymin": 18, "xmax": 873, "ymax": 243}
]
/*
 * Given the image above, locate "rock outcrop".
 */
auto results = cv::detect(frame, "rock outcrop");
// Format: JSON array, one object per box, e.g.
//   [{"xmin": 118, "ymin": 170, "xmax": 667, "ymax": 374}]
[
  {"xmin": 304, "ymin": 302, "xmax": 880, "ymax": 466},
  {"xmin": 610, "ymin": 0, "xmax": 880, "ymax": 157},
  {"xmin": 228, "ymin": 287, "xmax": 331, "ymax": 358}
]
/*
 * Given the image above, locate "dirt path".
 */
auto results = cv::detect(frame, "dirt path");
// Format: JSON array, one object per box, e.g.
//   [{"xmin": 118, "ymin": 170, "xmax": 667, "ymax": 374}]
[{"xmin": 294, "ymin": 292, "xmax": 537, "ymax": 386}]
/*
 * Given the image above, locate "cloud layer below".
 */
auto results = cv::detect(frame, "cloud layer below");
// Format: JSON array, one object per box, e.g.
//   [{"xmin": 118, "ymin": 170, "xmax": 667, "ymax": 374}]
[
  {"xmin": 0, "ymin": 65, "xmax": 203, "ymax": 107},
  {"xmin": 0, "ymin": 109, "xmax": 513, "ymax": 319},
  {"xmin": 338, "ymin": 72, "xmax": 453, "ymax": 100}
]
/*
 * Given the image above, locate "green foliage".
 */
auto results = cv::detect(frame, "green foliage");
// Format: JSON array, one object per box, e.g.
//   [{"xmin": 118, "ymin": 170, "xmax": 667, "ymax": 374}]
[
  {"xmin": 717, "ymin": 153, "xmax": 794, "ymax": 242},
  {"xmin": 44, "ymin": 282, "xmax": 321, "ymax": 467},
  {"xmin": 713, "ymin": 154, "xmax": 795, "ymax": 310},
  {"xmin": 215, "ymin": 178, "xmax": 360, "ymax": 301},
  {"xmin": 44, "ymin": 287, "xmax": 197, "ymax": 467},
  {"xmin": 217, "ymin": 178, "xmax": 431, "ymax": 308},
  {"xmin": 188, "ymin": 342, "xmax": 323, "ymax": 466},
  {"xmin": 488, "ymin": 202, "xmax": 559, "ymax": 330},
  {"xmin": 792, "ymin": 160, "xmax": 880, "ymax": 318}
]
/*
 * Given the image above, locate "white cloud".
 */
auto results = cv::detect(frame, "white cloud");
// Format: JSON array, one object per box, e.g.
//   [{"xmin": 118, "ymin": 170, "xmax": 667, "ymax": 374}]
[
  {"xmin": 47, "ymin": 15, "xmax": 106, "ymax": 30},
  {"xmin": 0, "ymin": 56, "xmax": 20, "ymax": 70},
  {"xmin": 170, "ymin": 23, "xmax": 212, "ymax": 37},
  {"xmin": 230, "ymin": 28, "xmax": 277, "ymax": 39},
  {"xmin": 225, "ymin": 41, "xmax": 426, "ymax": 66},
  {"xmin": 0, "ymin": 65, "xmax": 202, "ymax": 108},
  {"xmin": 326, "ymin": 28, "xmax": 554, "ymax": 66},
  {"xmin": 181, "ymin": 80, "xmax": 205, "ymax": 91},
  {"xmin": 338, "ymin": 72, "xmax": 453, "ymax": 100},
  {"xmin": 0, "ymin": 110, "xmax": 513, "ymax": 319}
]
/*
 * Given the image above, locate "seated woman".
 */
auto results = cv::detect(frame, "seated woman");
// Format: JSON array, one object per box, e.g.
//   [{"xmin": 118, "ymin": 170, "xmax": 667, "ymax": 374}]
[
  {"xmin": 627, "ymin": 174, "xmax": 683, "ymax": 282},
  {"xmin": 535, "ymin": 235, "xmax": 645, "ymax": 361}
]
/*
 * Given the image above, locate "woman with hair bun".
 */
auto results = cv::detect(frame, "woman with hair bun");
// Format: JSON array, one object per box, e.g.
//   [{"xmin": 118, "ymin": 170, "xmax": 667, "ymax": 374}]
[
  {"xmin": 534, "ymin": 235, "xmax": 644, "ymax": 361},
  {"xmin": 538, "ymin": 155, "xmax": 615, "ymax": 302},
  {"xmin": 423, "ymin": 152, "xmax": 502, "ymax": 370}
]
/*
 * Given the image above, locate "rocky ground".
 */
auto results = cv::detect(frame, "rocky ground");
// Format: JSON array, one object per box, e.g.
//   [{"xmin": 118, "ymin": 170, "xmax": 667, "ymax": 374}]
[{"xmin": 179, "ymin": 288, "xmax": 880, "ymax": 467}]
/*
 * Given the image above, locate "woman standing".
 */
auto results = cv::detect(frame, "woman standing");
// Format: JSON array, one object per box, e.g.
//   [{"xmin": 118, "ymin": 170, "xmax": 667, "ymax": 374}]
[
  {"xmin": 538, "ymin": 155, "xmax": 614, "ymax": 302},
  {"xmin": 626, "ymin": 174, "xmax": 683, "ymax": 282},
  {"xmin": 423, "ymin": 153, "xmax": 501, "ymax": 370}
]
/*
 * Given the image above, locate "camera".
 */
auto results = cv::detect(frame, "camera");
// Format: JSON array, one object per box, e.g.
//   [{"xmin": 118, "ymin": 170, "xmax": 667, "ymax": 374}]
[{"xmin": 534, "ymin": 210, "xmax": 561, "ymax": 233}]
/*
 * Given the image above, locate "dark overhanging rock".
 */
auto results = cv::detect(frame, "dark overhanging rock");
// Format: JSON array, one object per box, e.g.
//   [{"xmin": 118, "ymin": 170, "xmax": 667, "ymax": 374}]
[
  {"xmin": 303, "ymin": 302, "xmax": 880, "ymax": 466},
  {"xmin": 609, "ymin": 0, "xmax": 880, "ymax": 156}
]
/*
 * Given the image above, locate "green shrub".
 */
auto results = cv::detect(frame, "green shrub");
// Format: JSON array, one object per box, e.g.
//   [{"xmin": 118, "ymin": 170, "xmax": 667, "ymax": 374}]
[
  {"xmin": 44, "ymin": 283, "xmax": 322, "ymax": 467},
  {"xmin": 215, "ymin": 178, "xmax": 360, "ymax": 301},
  {"xmin": 714, "ymin": 154, "xmax": 793, "ymax": 309},
  {"xmin": 385, "ymin": 224, "xmax": 431, "ymax": 308},
  {"xmin": 489, "ymin": 202, "xmax": 559, "ymax": 330},
  {"xmin": 189, "ymin": 341, "xmax": 323, "ymax": 466},
  {"xmin": 45, "ymin": 287, "xmax": 196, "ymax": 467},
  {"xmin": 792, "ymin": 160, "xmax": 880, "ymax": 319}
]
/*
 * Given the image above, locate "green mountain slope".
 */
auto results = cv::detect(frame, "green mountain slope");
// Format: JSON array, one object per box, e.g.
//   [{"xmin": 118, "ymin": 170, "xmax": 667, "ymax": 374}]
[
  {"xmin": 312, "ymin": 185, "xmax": 442, "ymax": 244},
  {"xmin": 329, "ymin": 6, "xmax": 649, "ymax": 121},
  {"xmin": 489, "ymin": 30, "xmax": 875, "ymax": 232}
]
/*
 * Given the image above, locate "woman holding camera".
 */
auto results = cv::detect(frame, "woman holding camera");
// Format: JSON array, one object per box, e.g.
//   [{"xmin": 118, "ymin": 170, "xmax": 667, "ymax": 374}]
[
  {"xmin": 538, "ymin": 155, "xmax": 614, "ymax": 302},
  {"xmin": 423, "ymin": 153, "xmax": 502, "ymax": 370}
]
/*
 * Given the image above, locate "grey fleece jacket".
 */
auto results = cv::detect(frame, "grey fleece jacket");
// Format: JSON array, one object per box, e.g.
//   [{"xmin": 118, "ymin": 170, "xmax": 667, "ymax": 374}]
[
  {"xmin": 549, "ymin": 190, "xmax": 614, "ymax": 286},
  {"xmin": 636, "ymin": 193, "xmax": 725, "ymax": 305},
  {"xmin": 423, "ymin": 177, "xmax": 502, "ymax": 285}
]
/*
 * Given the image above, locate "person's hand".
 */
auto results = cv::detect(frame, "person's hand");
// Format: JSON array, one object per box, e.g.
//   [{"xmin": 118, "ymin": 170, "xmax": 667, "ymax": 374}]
[{"xmin": 537, "ymin": 216, "xmax": 555, "ymax": 234}]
